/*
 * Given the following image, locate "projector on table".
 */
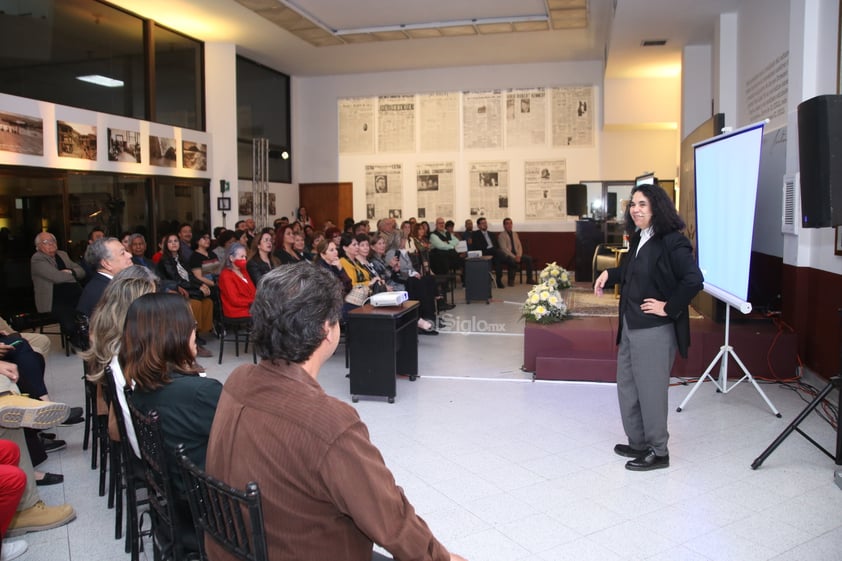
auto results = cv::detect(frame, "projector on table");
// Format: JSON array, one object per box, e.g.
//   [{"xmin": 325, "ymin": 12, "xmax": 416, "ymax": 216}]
[{"xmin": 370, "ymin": 291, "xmax": 409, "ymax": 307}]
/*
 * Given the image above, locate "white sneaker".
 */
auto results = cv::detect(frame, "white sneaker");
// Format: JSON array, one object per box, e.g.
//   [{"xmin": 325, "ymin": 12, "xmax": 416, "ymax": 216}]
[{"xmin": 0, "ymin": 539, "xmax": 28, "ymax": 561}]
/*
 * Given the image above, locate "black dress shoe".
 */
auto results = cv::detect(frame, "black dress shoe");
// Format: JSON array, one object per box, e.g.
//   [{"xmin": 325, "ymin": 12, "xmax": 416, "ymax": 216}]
[
  {"xmin": 36, "ymin": 472, "xmax": 64, "ymax": 486},
  {"xmin": 625, "ymin": 450, "xmax": 669, "ymax": 471},
  {"xmin": 613, "ymin": 443, "xmax": 648, "ymax": 458},
  {"xmin": 42, "ymin": 439, "xmax": 67, "ymax": 453},
  {"xmin": 418, "ymin": 328, "xmax": 439, "ymax": 336},
  {"xmin": 60, "ymin": 407, "xmax": 84, "ymax": 426},
  {"xmin": 496, "ymin": 282, "xmax": 505, "ymax": 289}
]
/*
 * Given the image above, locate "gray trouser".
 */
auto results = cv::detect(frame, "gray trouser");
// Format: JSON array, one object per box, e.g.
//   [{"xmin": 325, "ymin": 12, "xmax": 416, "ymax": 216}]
[{"xmin": 616, "ymin": 318, "xmax": 676, "ymax": 457}]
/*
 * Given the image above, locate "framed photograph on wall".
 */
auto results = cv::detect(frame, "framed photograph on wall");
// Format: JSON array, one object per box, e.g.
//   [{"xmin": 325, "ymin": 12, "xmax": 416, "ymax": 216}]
[
  {"xmin": 836, "ymin": 225, "xmax": 842, "ymax": 255},
  {"xmin": 217, "ymin": 197, "xmax": 231, "ymax": 211}
]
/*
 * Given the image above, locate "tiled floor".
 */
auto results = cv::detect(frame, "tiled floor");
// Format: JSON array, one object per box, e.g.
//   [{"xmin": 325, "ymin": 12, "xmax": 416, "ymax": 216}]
[{"xmin": 12, "ymin": 284, "xmax": 842, "ymax": 560}]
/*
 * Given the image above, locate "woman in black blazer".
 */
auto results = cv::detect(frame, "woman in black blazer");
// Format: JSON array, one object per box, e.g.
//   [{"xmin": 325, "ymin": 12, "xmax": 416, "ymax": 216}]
[
  {"xmin": 246, "ymin": 230, "xmax": 280, "ymax": 286},
  {"xmin": 594, "ymin": 181, "xmax": 703, "ymax": 472}
]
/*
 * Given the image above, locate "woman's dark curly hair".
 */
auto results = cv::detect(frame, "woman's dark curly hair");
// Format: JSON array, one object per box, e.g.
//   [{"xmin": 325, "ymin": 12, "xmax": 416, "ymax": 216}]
[{"xmin": 623, "ymin": 182, "xmax": 685, "ymax": 237}]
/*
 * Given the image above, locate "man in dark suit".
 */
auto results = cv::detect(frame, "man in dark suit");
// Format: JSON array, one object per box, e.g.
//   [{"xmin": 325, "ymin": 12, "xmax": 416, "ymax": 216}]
[
  {"xmin": 76, "ymin": 237, "xmax": 133, "ymax": 318},
  {"xmin": 129, "ymin": 234, "xmax": 155, "ymax": 269},
  {"xmin": 471, "ymin": 217, "xmax": 505, "ymax": 289}
]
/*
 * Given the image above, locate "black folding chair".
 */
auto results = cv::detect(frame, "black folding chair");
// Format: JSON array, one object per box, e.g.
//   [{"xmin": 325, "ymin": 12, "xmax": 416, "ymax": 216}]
[
  {"xmin": 176, "ymin": 444, "xmax": 268, "ymax": 561},
  {"xmin": 126, "ymin": 402, "xmax": 199, "ymax": 561}
]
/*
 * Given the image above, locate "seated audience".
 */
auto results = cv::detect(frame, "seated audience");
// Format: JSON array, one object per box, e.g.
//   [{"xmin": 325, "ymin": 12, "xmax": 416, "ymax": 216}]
[
  {"xmin": 121, "ymin": 293, "xmax": 222, "ymax": 475},
  {"xmin": 294, "ymin": 232, "xmax": 313, "ymax": 262},
  {"xmin": 156, "ymin": 235, "xmax": 213, "ymax": 358},
  {"xmin": 0, "ymin": 362, "xmax": 75, "ymax": 541},
  {"xmin": 315, "ymin": 239, "xmax": 354, "ymax": 320},
  {"xmin": 78, "ymin": 227, "xmax": 105, "ymax": 281},
  {"xmin": 205, "ymin": 265, "xmax": 467, "ymax": 561},
  {"xmin": 77, "ymin": 237, "xmax": 133, "ymax": 319},
  {"xmin": 372, "ymin": 234, "xmax": 439, "ymax": 334},
  {"xmin": 30, "ymin": 232, "xmax": 84, "ymax": 334},
  {"xmin": 246, "ymin": 231, "xmax": 280, "ymax": 286},
  {"xmin": 296, "ymin": 206, "xmax": 313, "ymax": 228},
  {"xmin": 352, "ymin": 234, "xmax": 388, "ymax": 295},
  {"xmin": 212, "ymin": 230, "xmax": 235, "ymax": 262},
  {"xmin": 429, "ymin": 217, "xmax": 462, "ymax": 275},
  {"xmin": 497, "ymin": 218, "xmax": 535, "ymax": 286},
  {"xmin": 82, "ymin": 265, "xmax": 159, "ymax": 458},
  {"xmin": 217, "ymin": 243, "xmax": 255, "ymax": 319},
  {"xmin": 471, "ymin": 217, "xmax": 505, "ymax": 289},
  {"xmin": 189, "ymin": 232, "xmax": 219, "ymax": 289},
  {"xmin": 129, "ymin": 234, "xmax": 155, "ymax": 269},
  {"xmin": 274, "ymin": 225, "xmax": 303, "ymax": 265}
]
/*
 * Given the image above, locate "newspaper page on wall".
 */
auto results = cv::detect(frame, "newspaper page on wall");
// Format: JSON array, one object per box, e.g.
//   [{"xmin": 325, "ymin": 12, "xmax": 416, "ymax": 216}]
[
  {"xmin": 339, "ymin": 98, "xmax": 375, "ymax": 154},
  {"xmin": 524, "ymin": 159, "xmax": 567, "ymax": 219},
  {"xmin": 506, "ymin": 88, "xmax": 547, "ymax": 147},
  {"xmin": 463, "ymin": 91, "xmax": 503, "ymax": 150},
  {"xmin": 419, "ymin": 92, "xmax": 460, "ymax": 152},
  {"xmin": 377, "ymin": 95, "xmax": 415, "ymax": 152},
  {"xmin": 468, "ymin": 161, "xmax": 509, "ymax": 220},
  {"xmin": 415, "ymin": 162, "xmax": 455, "ymax": 221},
  {"xmin": 365, "ymin": 163, "xmax": 403, "ymax": 221},
  {"xmin": 551, "ymin": 86, "xmax": 594, "ymax": 147}
]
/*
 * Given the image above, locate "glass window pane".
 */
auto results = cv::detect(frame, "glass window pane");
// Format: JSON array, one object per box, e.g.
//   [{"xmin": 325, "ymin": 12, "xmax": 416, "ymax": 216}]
[
  {"xmin": 154, "ymin": 179, "xmax": 210, "ymax": 245},
  {"xmin": 236, "ymin": 57, "xmax": 291, "ymax": 182},
  {"xmin": 0, "ymin": 0, "xmax": 145, "ymax": 119},
  {"xmin": 154, "ymin": 23, "xmax": 204, "ymax": 129}
]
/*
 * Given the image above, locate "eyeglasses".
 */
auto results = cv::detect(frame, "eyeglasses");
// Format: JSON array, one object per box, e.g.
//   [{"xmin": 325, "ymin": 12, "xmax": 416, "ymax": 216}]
[{"xmin": 39, "ymin": 239, "xmax": 57, "ymax": 245}]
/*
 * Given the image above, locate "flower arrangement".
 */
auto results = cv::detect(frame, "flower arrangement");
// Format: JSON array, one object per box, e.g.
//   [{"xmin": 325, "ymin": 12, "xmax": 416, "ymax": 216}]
[
  {"xmin": 521, "ymin": 283, "xmax": 569, "ymax": 324},
  {"xmin": 537, "ymin": 261, "xmax": 572, "ymax": 290}
]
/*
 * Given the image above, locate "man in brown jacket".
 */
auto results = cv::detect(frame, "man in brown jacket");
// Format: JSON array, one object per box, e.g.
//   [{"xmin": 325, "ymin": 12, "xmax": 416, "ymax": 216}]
[
  {"xmin": 496, "ymin": 217, "xmax": 535, "ymax": 286},
  {"xmin": 206, "ymin": 263, "xmax": 467, "ymax": 561}
]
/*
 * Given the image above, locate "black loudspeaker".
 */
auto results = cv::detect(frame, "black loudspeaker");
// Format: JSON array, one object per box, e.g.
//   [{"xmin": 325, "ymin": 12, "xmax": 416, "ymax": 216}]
[
  {"xmin": 797, "ymin": 95, "xmax": 842, "ymax": 228},
  {"xmin": 566, "ymin": 184, "xmax": 587, "ymax": 217}
]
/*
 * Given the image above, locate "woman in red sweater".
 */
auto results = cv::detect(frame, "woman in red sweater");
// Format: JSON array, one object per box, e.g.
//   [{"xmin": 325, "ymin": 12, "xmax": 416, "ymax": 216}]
[{"xmin": 217, "ymin": 243, "xmax": 255, "ymax": 319}]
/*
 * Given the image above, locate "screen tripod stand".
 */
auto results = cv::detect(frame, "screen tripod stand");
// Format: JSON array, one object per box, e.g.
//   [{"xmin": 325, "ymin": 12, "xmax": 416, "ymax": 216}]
[{"xmin": 752, "ymin": 376, "xmax": 842, "ymax": 469}]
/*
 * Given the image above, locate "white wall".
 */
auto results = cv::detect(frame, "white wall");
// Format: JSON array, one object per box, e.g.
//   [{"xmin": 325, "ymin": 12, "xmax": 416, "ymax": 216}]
[{"xmin": 293, "ymin": 61, "xmax": 606, "ymax": 231}]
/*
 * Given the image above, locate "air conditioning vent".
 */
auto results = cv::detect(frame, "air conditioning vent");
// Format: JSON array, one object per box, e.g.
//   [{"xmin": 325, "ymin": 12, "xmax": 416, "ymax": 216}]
[{"xmin": 782, "ymin": 172, "xmax": 800, "ymax": 234}]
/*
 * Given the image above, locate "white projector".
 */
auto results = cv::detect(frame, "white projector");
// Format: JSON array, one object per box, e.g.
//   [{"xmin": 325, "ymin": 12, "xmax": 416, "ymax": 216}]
[{"xmin": 370, "ymin": 291, "xmax": 409, "ymax": 307}]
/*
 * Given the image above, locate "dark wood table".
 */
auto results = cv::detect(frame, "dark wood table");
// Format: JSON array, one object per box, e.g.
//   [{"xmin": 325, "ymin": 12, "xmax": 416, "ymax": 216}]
[{"xmin": 348, "ymin": 300, "xmax": 419, "ymax": 403}]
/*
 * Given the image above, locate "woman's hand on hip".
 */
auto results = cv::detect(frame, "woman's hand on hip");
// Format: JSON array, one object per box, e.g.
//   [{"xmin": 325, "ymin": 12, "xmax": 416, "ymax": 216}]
[{"xmin": 641, "ymin": 298, "xmax": 667, "ymax": 316}]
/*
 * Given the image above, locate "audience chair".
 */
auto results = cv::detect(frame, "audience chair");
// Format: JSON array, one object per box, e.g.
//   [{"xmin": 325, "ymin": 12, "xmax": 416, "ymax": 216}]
[
  {"xmin": 215, "ymin": 291, "xmax": 257, "ymax": 365},
  {"xmin": 102, "ymin": 367, "xmax": 149, "ymax": 561},
  {"xmin": 8, "ymin": 312, "xmax": 72, "ymax": 355},
  {"xmin": 176, "ymin": 444, "xmax": 268, "ymax": 561},
  {"xmin": 126, "ymin": 402, "xmax": 198, "ymax": 561},
  {"xmin": 82, "ymin": 370, "xmax": 109, "ymax": 497}
]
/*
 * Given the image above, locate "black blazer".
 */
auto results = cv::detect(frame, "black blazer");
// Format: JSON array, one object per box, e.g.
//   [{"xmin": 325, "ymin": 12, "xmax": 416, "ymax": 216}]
[
  {"xmin": 246, "ymin": 255, "xmax": 273, "ymax": 286},
  {"xmin": 606, "ymin": 230, "xmax": 703, "ymax": 357},
  {"xmin": 157, "ymin": 254, "xmax": 205, "ymax": 299},
  {"xmin": 76, "ymin": 272, "xmax": 110, "ymax": 317},
  {"xmin": 471, "ymin": 230, "xmax": 498, "ymax": 256}
]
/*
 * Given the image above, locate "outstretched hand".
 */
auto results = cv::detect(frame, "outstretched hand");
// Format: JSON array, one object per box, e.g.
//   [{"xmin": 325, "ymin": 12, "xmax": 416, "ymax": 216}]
[{"xmin": 594, "ymin": 270, "xmax": 608, "ymax": 297}]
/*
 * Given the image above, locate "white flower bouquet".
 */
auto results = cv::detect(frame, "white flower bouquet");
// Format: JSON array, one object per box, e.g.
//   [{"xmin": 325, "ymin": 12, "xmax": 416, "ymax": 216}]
[
  {"xmin": 521, "ymin": 282, "xmax": 569, "ymax": 324},
  {"xmin": 537, "ymin": 261, "xmax": 572, "ymax": 290}
]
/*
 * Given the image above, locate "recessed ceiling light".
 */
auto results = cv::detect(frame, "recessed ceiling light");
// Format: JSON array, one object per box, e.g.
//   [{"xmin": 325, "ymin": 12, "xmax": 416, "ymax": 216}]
[
  {"xmin": 76, "ymin": 74, "xmax": 124, "ymax": 88},
  {"xmin": 641, "ymin": 39, "xmax": 667, "ymax": 47}
]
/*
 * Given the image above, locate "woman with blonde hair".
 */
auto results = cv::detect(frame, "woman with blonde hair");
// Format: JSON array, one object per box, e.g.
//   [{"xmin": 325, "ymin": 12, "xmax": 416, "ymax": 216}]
[{"xmin": 81, "ymin": 265, "xmax": 158, "ymax": 457}]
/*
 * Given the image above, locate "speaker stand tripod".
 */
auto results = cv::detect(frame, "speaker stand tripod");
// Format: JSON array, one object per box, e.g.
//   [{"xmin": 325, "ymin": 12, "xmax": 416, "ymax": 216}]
[
  {"xmin": 752, "ymin": 376, "xmax": 842, "ymax": 469},
  {"xmin": 676, "ymin": 304, "xmax": 781, "ymax": 416}
]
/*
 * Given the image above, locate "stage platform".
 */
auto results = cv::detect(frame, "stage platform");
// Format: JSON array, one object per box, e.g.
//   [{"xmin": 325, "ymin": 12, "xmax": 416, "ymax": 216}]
[{"xmin": 523, "ymin": 316, "xmax": 797, "ymax": 383}]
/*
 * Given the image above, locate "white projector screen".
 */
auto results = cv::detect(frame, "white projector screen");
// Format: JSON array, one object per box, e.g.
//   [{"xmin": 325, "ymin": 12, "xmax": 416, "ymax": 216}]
[{"xmin": 694, "ymin": 121, "xmax": 766, "ymax": 314}]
